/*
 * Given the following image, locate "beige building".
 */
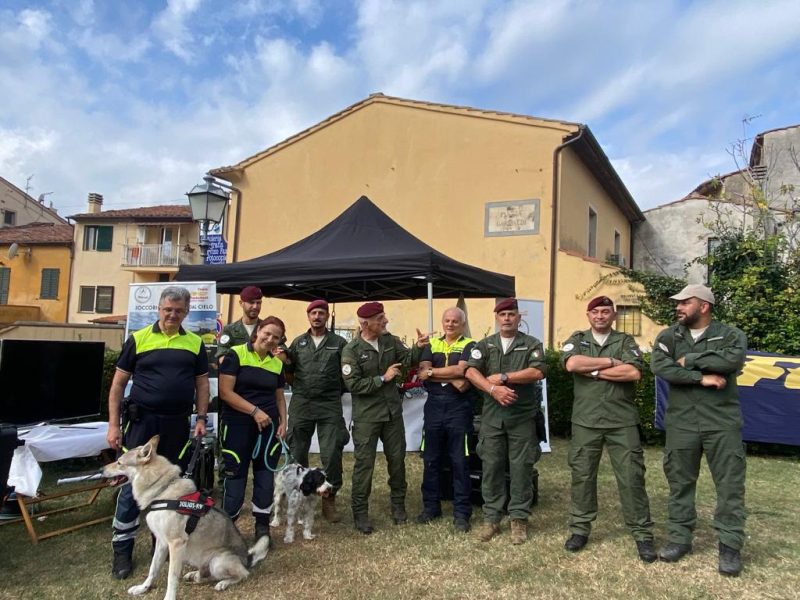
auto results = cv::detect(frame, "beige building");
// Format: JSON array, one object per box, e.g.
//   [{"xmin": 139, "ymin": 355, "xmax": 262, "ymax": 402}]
[
  {"xmin": 67, "ymin": 194, "xmax": 202, "ymax": 323},
  {"xmin": 210, "ymin": 94, "xmax": 645, "ymax": 347},
  {"xmin": 0, "ymin": 222, "xmax": 73, "ymax": 323},
  {"xmin": 0, "ymin": 175, "xmax": 67, "ymax": 228}
]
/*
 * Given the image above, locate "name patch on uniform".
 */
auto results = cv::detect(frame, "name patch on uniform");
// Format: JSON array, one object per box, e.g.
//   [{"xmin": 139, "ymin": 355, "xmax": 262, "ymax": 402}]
[
  {"xmin": 580, "ymin": 341, "xmax": 590, "ymax": 347},
  {"xmin": 562, "ymin": 343, "xmax": 574, "ymax": 352},
  {"xmin": 658, "ymin": 342, "xmax": 669, "ymax": 352},
  {"xmin": 471, "ymin": 348, "xmax": 482, "ymax": 360},
  {"xmin": 219, "ymin": 334, "xmax": 230, "ymax": 345},
  {"xmin": 341, "ymin": 364, "xmax": 352, "ymax": 376},
  {"xmin": 707, "ymin": 336, "xmax": 724, "ymax": 342},
  {"xmin": 299, "ymin": 340, "xmax": 308, "ymax": 347},
  {"xmin": 513, "ymin": 347, "xmax": 528, "ymax": 352},
  {"xmin": 325, "ymin": 346, "xmax": 339, "ymax": 350}
]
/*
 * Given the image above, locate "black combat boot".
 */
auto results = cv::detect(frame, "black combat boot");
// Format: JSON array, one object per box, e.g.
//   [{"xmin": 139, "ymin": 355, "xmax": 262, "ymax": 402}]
[
  {"xmin": 636, "ymin": 540, "xmax": 658, "ymax": 563},
  {"xmin": 718, "ymin": 542, "xmax": 743, "ymax": 577},
  {"xmin": 564, "ymin": 533, "xmax": 588, "ymax": 552},
  {"xmin": 111, "ymin": 549, "xmax": 133, "ymax": 580},
  {"xmin": 354, "ymin": 513, "xmax": 374, "ymax": 535},
  {"xmin": 255, "ymin": 514, "xmax": 271, "ymax": 543},
  {"xmin": 658, "ymin": 542, "xmax": 692, "ymax": 562}
]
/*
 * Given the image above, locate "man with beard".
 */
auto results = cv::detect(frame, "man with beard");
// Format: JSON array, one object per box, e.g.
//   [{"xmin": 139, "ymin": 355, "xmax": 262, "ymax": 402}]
[
  {"xmin": 561, "ymin": 296, "xmax": 655, "ymax": 562},
  {"xmin": 651, "ymin": 284, "xmax": 748, "ymax": 577},
  {"xmin": 217, "ymin": 286, "xmax": 263, "ymax": 363},
  {"xmin": 284, "ymin": 299, "xmax": 349, "ymax": 522}
]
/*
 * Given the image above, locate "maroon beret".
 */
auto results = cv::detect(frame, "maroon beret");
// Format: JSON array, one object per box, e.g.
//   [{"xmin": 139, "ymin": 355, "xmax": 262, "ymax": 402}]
[
  {"xmin": 494, "ymin": 298, "xmax": 518, "ymax": 313},
  {"xmin": 306, "ymin": 299, "xmax": 329, "ymax": 313},
  {"xmin": 357, "ymin": 301, "xmax": 384, "ymax": 318},
  {"xmin": 587, "ymin": 295, "xmax": 614, "ymax": 311},
  {"xmin": 240, "ymin": 286, "xmax": 263, "ymax": 302}
]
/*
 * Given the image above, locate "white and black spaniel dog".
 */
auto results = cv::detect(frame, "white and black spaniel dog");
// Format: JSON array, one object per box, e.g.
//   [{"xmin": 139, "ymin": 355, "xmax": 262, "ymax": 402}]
[{"xmin": 270, "ymin": 464, "xmax": 333, "ymax": 543}]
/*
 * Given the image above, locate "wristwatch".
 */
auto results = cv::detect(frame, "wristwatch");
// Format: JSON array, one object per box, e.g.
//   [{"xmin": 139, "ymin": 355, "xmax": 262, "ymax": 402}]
[
  {"xmin": 500, "ymin": 373, "xmax": 509, "ymax": 384},
  {"xmin": 196, "ymin": 414, "xmax": 208, "ymax": 422},
  {"xmin": 590, "ymin": 370, "xmax": 599, "ymax": 380},
  {"xmin": 426, "ymin": 368, "xmax": 434, "ymax": 378}
]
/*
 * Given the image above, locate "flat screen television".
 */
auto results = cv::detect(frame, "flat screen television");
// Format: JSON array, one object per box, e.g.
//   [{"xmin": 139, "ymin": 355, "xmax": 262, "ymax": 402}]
[{"xmin": 0, "ymin": 340, "xmax": 105, "ymax": 426}]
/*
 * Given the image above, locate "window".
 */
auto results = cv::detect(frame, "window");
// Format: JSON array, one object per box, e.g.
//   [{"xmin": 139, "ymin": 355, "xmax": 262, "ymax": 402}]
[
  {"xmin": 79, "ymin": 285, "xmax": 114, "ymax": 313},
  {"xmin": 614, "ymin": 230, "xmax": 621, "ymax": 257},
  {"xmin": 616, "ymin": 305, "xmax": 641, "ymax": 336},
  {"xmin": 83, "ymin": 225, "xmax": 113, "ymax": 251},
  {"xmin": 40, "ymin": 268, "xmax": 60, "ymax": 299},
  {"xmin": 0, "ymin": 267, "xmax": 9, "ymax": 304},
  {"xmin": 3, "ymin": 210, "xmax": 16, "ymax": 226},
  {"xmin": 587, "ymin": 207, "xmax": 598, "ymax": 257}
]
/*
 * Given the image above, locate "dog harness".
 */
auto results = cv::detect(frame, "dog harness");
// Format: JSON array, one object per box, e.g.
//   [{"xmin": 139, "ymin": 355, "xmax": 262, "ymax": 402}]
[{"xmin": 148, "ymin": 491, "xmax": 215, "ymax": 534}]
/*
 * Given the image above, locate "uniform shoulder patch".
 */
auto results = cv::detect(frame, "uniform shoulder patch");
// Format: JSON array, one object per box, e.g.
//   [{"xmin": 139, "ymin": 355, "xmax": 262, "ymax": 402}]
[
  {"xmin": 658, "ymin": 342, "xmax": 669, "ymax": 352},
  {"xmin": 219, "ymin": 334, "xmax": 230, "ymax": 345},
  {"xmin": 471, "ymin": 348, "xmax": 482, "ymax": 360},
  {"xmin": 561, "ymin": 343, "xmax": 574, "ymax": 351},
  {"xmin": 341, "ymin": 364, "xmax": 352, "ymax": 376}
]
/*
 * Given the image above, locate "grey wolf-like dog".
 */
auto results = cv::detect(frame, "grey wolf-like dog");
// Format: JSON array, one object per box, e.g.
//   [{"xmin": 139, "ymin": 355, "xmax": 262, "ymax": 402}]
[{"xmin": 103, "ymin": 435, "xmax": 269, "ymax": 600}]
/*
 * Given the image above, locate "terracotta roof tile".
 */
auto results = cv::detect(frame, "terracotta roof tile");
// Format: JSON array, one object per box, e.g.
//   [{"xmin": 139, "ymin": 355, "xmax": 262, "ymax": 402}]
[
  {"xmin": 0, "ymin": 222, "xmax": 74, "ymax": 244},
  {"xmin": 69, "ymin": 204, "xmax": 193, "ymax": 221},
  {"xmin": 88, "ymin": 315, "xmax": 128, "ymax": 324}
]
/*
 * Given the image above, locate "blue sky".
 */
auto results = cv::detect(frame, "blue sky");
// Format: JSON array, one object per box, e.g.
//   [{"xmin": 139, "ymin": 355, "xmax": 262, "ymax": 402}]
[{"xmin": 1, "ymin": 0, "xmax": 798, "ymax": 217}]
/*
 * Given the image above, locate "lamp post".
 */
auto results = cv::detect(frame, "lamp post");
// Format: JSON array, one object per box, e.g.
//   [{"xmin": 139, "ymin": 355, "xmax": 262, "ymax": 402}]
[{"xmin": 186, "ymin": 175, "xmax": 229, "ymax": 263}]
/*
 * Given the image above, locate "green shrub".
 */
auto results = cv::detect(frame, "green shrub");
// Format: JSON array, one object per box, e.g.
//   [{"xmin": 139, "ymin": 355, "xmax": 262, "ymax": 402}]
[{"xmin": 98, "ymin": 349, "xmax": 120, "ymax": 422}]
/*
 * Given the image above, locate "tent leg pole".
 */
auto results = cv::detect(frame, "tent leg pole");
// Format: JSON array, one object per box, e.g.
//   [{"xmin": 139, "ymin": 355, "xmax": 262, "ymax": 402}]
[{"xmin": 427, "ymin": 281, "xmax": 434, "ymax": 333}]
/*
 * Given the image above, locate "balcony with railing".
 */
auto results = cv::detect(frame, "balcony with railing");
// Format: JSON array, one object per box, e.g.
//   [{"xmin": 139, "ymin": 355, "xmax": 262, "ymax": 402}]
[{"xmin": 121, "ymin": 243, "xmax": 201, "ymax": 268}]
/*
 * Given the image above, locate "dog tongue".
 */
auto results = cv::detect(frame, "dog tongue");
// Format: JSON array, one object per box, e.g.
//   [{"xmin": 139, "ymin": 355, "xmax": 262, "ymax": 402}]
[{"xmin": 108, "ymin": 476, "xmax": 128, "ymax": 487}]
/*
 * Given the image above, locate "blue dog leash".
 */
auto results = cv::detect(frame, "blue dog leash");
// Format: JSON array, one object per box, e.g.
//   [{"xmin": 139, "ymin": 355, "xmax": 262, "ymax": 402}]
[{"xmin": 251, "ymin": 420, "xmax": 292, "ymax": 473}]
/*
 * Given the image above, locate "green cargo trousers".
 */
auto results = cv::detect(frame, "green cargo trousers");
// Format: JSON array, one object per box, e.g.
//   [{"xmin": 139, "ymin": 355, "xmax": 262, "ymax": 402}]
[
  {"xmin": 663, "ymin": 427, "xmax": 747, "ymax": 549},
  {"xmin": 478, "ymin": 414, "xmax": 538, "ymax": 522},
  {"xmin": 568, "ymin": 423, "xmax": 654, "ymax": 541},
  {"xmin": 288, "ymin": 416, "xmax": 350, "ymax": 495},
  {"xmin": 351, "ymin": 414, "xmax": 407, "ymax": 516}
]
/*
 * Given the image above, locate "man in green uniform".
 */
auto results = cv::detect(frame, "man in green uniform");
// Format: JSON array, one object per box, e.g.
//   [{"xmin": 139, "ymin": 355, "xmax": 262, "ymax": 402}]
[
  {"xmin": 285, "ymin": 299, "xmax": 349, "ymax": 522},
  {"xmin": 561, "ymin": 295, "xmax": 656, "ymax": 562},
  {"xmin": 216, "ymin": 286, "xmax": 263, "ymax": 363},
  {"xmin": 341, "ymin": 301, "xmax": 413, "ymax": 534},
  {"xmin": 651, "ymin": 284, "xmax": 747, "ymax": 577},
  {"xmin": 465, "ymin": 298, "xmax": 547, "ymax": 545}
]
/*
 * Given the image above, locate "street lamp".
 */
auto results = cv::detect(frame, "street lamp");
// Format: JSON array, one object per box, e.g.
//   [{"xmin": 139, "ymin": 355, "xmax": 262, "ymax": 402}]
[{"xmin": 186, "ymin": 175, "xmax": 229, "ymax": 262}]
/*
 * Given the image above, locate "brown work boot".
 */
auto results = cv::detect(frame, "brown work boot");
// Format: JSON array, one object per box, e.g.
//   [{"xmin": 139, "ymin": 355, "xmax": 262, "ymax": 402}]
[
  {"xmin": 477, "ymin": 521, "xmax": 500, "ymax": 542},
  {"xmin": 510, "ymin": 519, "xmax": 528, "ymax": 545},
  {"xmin": 321, "ymin": 495, "xmax": 341, "ymax": 523}
]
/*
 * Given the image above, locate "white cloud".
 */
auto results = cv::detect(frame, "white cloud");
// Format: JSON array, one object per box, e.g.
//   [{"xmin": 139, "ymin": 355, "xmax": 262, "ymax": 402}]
[{"xmin": 151, "ymin": 0, "xmax": 202, "ymax": 62}]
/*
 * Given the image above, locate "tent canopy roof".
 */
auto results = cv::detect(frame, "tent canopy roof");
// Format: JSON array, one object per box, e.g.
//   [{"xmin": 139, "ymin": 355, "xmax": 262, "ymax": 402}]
[{"xmin": 175, "ymin": 196, "xmax": 515, "ymax": 302}]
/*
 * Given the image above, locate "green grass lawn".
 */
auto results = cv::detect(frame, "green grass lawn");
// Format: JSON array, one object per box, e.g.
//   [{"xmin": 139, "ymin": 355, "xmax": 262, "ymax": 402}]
[{"xmin": 1, "ymin": 438, "xmax": 798, "ymax": 599}]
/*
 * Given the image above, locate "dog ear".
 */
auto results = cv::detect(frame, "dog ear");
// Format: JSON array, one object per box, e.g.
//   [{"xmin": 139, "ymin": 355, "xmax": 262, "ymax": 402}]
[
  {"xmin": 137, "ymin": 441, "xmax": 153, "ymax": 463},
  {"xmin": 299, "ymin": 473, "xmax": 314, "ymax": 496},
  {"xmin": 148, "ymin": 435, "xmax": 160, "ymax": 451}
]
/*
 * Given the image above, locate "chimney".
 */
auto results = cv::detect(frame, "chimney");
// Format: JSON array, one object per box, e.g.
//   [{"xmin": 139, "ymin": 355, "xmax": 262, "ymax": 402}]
[{"xmin": 87, "ymin": 193, "xmax": 103, "ymax": 214}]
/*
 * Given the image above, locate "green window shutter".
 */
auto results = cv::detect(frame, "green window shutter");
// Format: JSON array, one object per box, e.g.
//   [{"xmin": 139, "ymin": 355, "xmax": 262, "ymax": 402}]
[
  {"xmin": 96, "ymin": 286, "xmax": 114, "ymax": 313},
  {"xmin": 40, "ymin": 268, "xmax": 60, "ymax": 299},
  {"xmin": 79, "ymin": 286, "xmax": 96, "ymax": 312},
  {"xmin": 96, "ymin": 226, "xmax": 113, "ymax": 251},
  {"xmin": 0, "ymin": 267, "xmax": 10, "ymax": 304}
]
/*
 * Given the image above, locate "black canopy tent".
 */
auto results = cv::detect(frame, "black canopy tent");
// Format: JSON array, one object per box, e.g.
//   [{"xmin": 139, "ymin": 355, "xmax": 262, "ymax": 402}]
[{"xmin": 175, "ymin": 196, "xmax": 515, "ymax": 329}]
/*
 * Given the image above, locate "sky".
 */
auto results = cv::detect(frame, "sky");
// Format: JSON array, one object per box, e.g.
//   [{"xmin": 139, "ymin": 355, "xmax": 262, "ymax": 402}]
[{"xmin": 1, "ymin": 0, "xmax": 799, "ymax": 218}]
